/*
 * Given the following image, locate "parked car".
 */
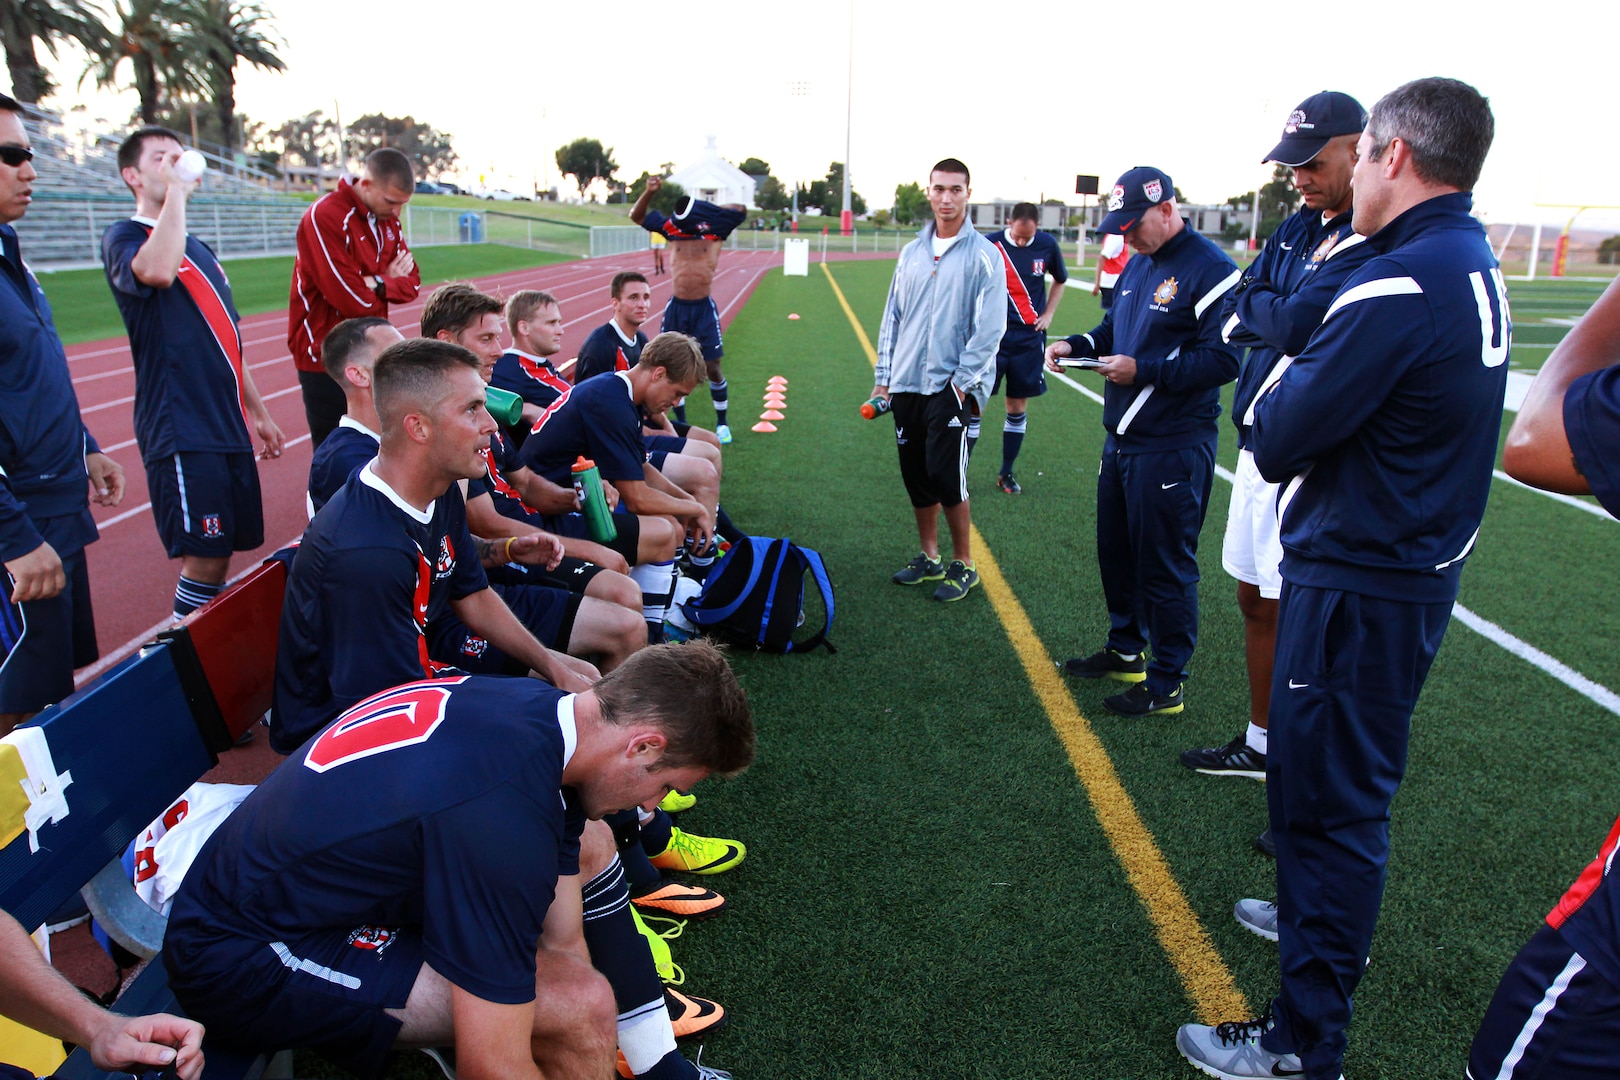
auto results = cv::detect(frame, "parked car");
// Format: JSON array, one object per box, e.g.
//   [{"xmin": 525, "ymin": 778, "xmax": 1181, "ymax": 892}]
[
  {"xmin": 414, "ymin": 180, "xmax": 446, "ymax": 195},
  {"xmin": 436, "ymin": 182, "xmax": 463, "ymax": 196},
  {"xmin": 484, "ymin": 189, "xmax": 520, "ymax": 201}
]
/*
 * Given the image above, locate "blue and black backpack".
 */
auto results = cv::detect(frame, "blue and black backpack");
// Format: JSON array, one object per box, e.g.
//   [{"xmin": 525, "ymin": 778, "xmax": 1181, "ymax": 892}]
[{"xmin": 680, "ymin": 536, "xmax": 835, "ymax": 654}]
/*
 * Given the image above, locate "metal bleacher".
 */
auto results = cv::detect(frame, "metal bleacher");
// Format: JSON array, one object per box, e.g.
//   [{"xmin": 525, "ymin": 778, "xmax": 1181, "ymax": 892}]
[{"xmin": 13, "ymin": 104, "xmax": 308, "ymax": 267}]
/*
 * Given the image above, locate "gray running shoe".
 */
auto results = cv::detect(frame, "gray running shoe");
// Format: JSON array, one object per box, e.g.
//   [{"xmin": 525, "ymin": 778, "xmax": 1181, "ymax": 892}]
[{"xmin": 1234, "ymin": 898, "xmax": 1279, "ymax": 942}]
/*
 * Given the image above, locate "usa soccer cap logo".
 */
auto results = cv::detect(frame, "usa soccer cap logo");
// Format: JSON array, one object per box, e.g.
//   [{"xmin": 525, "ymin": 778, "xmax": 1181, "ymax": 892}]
[
  {"xmin": 1097, "ymin": 166, "xmax": 1174, "ymax": 235},
  {"xmin": 1264, "ymin": 91, "xmax": 1367, "ymax": 167}
]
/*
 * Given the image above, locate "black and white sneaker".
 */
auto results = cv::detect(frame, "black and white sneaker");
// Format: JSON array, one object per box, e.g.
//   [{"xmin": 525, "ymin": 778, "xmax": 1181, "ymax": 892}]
[
  {"xmin": 996, "ymin": 472, "xmax": 1022, "ymax": 494},
  {"xmin": 1179, "ymin": 733, "xmax": 1266, "ymax": 780}
]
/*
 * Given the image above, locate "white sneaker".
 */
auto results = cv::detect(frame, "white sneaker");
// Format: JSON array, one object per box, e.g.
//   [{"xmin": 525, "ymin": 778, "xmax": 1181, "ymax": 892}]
[
  {"xmin": 1176, "ymin": 1012, "xmax": 1302, "ymax": 1079},
  {"xmin": 716, "ymin": 424, "xmax": 733, "ymax": 444},
  {"xmin": 1235, "ymin": 898, "xmax": 1279, "ymax": 942}
]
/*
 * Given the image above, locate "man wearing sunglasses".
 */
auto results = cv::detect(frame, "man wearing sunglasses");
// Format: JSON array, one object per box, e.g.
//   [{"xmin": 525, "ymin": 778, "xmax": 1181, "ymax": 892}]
[{"xmin": 0, "ymin": 93, "xmax": 126, "ymax": 736}]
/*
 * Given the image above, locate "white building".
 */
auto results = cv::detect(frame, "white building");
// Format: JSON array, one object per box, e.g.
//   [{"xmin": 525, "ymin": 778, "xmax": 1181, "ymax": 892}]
[{"xmin": 666, "ymin": 137, "xmax": 757, "ymax": 209}]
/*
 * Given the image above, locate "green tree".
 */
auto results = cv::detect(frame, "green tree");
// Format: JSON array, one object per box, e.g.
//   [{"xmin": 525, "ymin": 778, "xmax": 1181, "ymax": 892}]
[
  {"xmin": 628, "ymin": 171, "xmax": 684, "ymax": 215},
  {"xmin": 1, "ymin": 0, "xmax": 109, "ymax": 103},
  {"xmin": 737, "ymin": 156, "xmax": 771, "ymax": 176},
  {"xmin": 555, "ymin": 137, "xmax": 617, "ymax": 196},
  {"xmin": 264, "ymin": 109, "xmax": 337, "ymax": 170},
  {"xmin": 755, "ymin": 175, "xmax": 789, "ymax": 213},
  {"xmin": 800, "ymin": 161, "xmax": 864, "ymax": 215},
  {"xmin": 184, "ymin": 0, "xmax": 283, "ymax": 154},
  {"xmin": 892, "ymin": 180, "xmax": 927, "ymax": 225},
  {"xmin": 86, "ymin": 0, "xmax": 203, "ymax": 125},
  {"xmin": 346, "ymin": 113, "xmax": 457, "ymax": 179}
]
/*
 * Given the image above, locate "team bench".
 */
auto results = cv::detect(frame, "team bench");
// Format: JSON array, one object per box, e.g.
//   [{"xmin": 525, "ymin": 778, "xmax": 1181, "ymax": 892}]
[{"xmin": 0, "ymin": 559, "xmax": 288, "ymax": 1079}]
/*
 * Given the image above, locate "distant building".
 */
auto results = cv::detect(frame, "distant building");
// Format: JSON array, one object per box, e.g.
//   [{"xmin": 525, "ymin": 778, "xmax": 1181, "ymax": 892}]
[{"xmin": 666, "ymin": 137, "xmax": 758, "ymax": 209}]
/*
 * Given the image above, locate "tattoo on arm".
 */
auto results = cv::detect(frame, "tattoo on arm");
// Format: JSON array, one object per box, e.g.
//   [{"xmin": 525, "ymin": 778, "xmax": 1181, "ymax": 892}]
[{"xmin": 473, "ymin": 536, "xmax": 499, "ymax": 566}]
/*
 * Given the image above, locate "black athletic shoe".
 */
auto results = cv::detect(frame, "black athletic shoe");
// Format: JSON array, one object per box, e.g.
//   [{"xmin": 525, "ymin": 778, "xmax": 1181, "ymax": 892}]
[
  {"xmin": 1062, "ymin": 648, "xmax": 1148, "ymax": 683},
  {"xmin": 1179, "ymin": 732, "xmax": 1266, "ymax": 780},
  {"xmin": 1253, "ymin": 828, "xmax": 1276, "ymax": 858},
  {"xmin": 1103, "ymin": 682, "xmax": 1185, "ymax": 717},
  {"xmin": 892, "ymin": 552, "xmax": 946, "ymax": 586},
  {"xmin": 996, "ymin": 472, "xmax": 1022, "ymax": 494}
]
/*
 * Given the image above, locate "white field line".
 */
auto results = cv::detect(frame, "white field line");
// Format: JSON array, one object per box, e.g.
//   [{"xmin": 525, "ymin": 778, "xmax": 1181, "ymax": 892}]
[{"xmin": 1050, "ymin": 371, "xmax": 1620, "ymax": 717}]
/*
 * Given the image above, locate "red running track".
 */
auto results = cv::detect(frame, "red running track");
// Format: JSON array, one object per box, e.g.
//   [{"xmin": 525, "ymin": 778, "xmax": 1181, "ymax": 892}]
[{"xmin": 64, "ymin": 248, "xmax": 807, "ymax": 683}]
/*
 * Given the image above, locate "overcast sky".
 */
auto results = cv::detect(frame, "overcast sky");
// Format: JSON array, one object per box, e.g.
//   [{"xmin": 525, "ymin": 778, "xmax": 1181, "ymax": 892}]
[{"xmin": 31, "ymin": 0, "xmax": 1620, "ymax": 227}]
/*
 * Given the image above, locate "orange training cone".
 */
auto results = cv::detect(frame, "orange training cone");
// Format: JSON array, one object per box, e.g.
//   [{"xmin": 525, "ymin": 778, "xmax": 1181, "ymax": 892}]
[
  {"xmin": 765, "ymin": 394, "xmax": 786, "ymax": 405},
  {"xmin": 768, "ymin": 376, "xmax": 788, "ymax": 386},
  {"xmin": 761, "ymin": 409, "xmax": 785, "ymax": 421},
  {"xmin": 751, "ymin": 420, "xmax": 778, "ymax": 433}
]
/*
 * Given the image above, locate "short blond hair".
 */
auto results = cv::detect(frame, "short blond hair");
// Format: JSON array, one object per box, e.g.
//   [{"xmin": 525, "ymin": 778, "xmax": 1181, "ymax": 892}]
[{"xmin": 639, "ymin": 332, "xmax": 706, "ymax": 385}]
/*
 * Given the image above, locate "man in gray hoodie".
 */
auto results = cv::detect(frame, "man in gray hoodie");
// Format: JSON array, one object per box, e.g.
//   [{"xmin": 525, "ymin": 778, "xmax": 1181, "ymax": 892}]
[{"xmin": 872, "ymin": 158, "xmax": 1007, "ymax": 603}]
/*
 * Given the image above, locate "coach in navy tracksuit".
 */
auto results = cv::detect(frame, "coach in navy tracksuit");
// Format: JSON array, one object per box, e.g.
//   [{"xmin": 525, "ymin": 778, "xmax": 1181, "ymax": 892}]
[
  {"xmin": 1048, "ymin": 166, "xmax": 1240, "ymax": 717},
  {"xmin": 0, "ymin": 95, "xmax": 125, "ymax": 730},
  {"xmin": 1174, "ymin": 80, "xmax": 1506, "ymax": 1080}
]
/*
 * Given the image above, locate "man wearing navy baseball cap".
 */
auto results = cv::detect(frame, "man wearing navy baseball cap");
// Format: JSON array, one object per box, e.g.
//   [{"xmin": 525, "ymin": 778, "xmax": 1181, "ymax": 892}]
[
  {"xmin": 1178, "ymin": 91, "xmax": 1376, "ymax": 856},
  {"xmin": 1046, "ymin": 166, "xmax": 1240, "ymax": 717}
]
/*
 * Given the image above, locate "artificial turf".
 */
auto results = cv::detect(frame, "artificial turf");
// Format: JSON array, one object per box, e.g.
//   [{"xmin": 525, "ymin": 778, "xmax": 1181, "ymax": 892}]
[{"xmin": 302, "ymin": 257, "xmax": 1619, "ymax": 1079}]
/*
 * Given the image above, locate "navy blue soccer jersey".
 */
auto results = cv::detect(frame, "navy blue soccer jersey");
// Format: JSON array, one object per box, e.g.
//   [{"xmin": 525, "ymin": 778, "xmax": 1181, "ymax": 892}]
[
  {"xmin": 518, "ymin": 372, "xmax": 647, "ymax": 487},
  {"xmin": 574, "ymin": 323, "xmax": 647, "ymax": 384},
  {"xmin": 491, "ymin": 349, "xmax": 572, "ymax": 409},
  {"xmin": 102, "ymin": 218, "xmax": 252, "ymax": 463},
  {"xmin": 985, "ymin": 230, "xmax": 1068, "ymax": 328},
  {"xmin": 165, "ymin": 676, "xmax": 584, "ymax": 1006},
  {"xmin": 307, "ymin": 418, "xmax": 380, "ymax": 515},
  {"xmin": 1566, "ymin": 366, "xmax": 1620, "ymax": 517},
  {"xmin": 479, "ymin": 428, "xmax": 542, "ymax": 526},
  {"xmin": 272, "ymin": 462, "xmax": 488, "ymax": 753}
]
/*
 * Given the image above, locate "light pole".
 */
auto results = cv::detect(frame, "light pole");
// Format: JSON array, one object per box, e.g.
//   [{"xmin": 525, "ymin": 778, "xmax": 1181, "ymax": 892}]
[{"xmin": 840, "ymin": 0, "xmax": 854, "ymax": 236}]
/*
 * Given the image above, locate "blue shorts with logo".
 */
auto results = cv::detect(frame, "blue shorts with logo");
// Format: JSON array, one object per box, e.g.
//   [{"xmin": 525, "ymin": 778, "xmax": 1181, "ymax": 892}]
[
  {"xmin": 661, "ymin": 296, "xmax": 723, "ymax": 362},
  {"xmin": 170, "ymin": 923, "xmax": 424, "ymax": 1079},
  {"xmin": 145, "ymin": 451, "xmax": 264, "ymax": 559},
  {"xmin": 993, "ymin": 326, "xmax": 1048, "ymax": 399},
  {"xmin": 427, "ymin": 582, "xmax": 582, "ymax": 673}
]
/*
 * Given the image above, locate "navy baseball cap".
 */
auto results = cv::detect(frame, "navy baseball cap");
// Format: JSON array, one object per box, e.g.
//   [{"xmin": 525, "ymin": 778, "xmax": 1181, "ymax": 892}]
[
  {"xmin": 1098, "ymin": 166, "xmax": 1174, "ymax": 235},
  {"xmin": 1264, "ymin": 91, "xmax": 1367, "ymax": 166}
]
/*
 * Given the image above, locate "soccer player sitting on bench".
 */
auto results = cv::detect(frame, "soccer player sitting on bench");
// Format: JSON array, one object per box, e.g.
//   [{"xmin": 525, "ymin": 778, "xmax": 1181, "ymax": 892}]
[{"xmin": 164, "ymin": 644, "xmax": 754, "ymax": 1080}]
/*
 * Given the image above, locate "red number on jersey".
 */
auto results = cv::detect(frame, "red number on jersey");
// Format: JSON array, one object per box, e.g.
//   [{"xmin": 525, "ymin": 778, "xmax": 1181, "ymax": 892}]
[{"xmin": 304, "ymin": 677, "xmax": 468, "ymax": 773}]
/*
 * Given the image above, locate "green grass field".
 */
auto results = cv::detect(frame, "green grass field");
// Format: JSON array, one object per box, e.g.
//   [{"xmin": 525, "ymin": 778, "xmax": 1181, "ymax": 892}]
[
  {"xmin": 32, "ymin": 243, "xmax": 572, "ymax": 345},
  {"xmin": 506, "ymin": 259, "xmax": 1616, "ymax": 1080}
]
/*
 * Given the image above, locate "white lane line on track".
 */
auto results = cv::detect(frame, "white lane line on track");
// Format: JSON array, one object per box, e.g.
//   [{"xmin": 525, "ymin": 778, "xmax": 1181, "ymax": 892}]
[{"xmin": 1049, "ymin": 368, "xmax": 1620, "ymax": 717}]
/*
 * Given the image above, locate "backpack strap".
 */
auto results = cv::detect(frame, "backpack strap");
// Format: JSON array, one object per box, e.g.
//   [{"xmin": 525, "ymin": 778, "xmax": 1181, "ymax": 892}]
[
  {"xmin": 683, "ymin": 536, "xmax": 765, "ymax": 627},
  {"xmin": 785, "ymin": 544, "xmax": 837, "ymax": 654},
  {"xmin": 755, "ymin": 540, "xmax": 796, "ymax": 648}
]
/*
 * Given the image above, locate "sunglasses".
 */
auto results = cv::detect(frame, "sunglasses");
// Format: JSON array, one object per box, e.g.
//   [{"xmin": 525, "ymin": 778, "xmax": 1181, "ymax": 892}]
[{"xmin": 0, "ymin": 145, "xmax": 34, "ymax": 168}]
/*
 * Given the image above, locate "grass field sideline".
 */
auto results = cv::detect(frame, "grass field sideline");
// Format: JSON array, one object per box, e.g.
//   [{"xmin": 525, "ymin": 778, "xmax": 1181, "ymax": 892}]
[{"xmin": 35, "ymin": 243, "xmax": 572, "ymax": 345}]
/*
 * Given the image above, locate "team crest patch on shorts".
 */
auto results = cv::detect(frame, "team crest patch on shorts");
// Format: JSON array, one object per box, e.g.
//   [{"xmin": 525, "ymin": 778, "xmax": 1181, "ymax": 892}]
[
  {"xmin": 202, "ymin": 514, "xmax": 222, "ymax": 539},
  {"xmin": 1152, "ymin": 277, "xmax": 1180, "ymax": 307},
  {"xmin": 459, "ymin": 635, "xmax": 489, "ymax": 659},
  {"xmin": 346, "ymin": 925, "xmax": 399, "ymax": 954}
]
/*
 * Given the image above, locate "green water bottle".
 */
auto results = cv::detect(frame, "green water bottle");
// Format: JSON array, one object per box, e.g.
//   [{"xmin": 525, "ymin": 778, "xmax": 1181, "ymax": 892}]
[
  {"xmin": 572, "ymin": 456, "xmax": 617, "ymax": 543},
  {"xmin": 484, "ymin": 385, "xmax": 524, "ymax": 427}
]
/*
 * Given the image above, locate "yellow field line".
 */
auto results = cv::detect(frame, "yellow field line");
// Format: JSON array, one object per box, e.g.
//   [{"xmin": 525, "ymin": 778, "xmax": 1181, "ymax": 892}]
[{"xmin": 822, "ymin": 261, "xmax": 1250, "ymax": 1024}]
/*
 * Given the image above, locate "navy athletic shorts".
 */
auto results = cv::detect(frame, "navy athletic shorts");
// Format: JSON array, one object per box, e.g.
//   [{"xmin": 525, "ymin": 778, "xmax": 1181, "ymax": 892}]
[
  {"xmin": 146, "ymin": 451, "xmax": 264, "ymax": 559},
  {"xmin": 170, "ymin": 924, "xmax": 424, "ymax": 1079},
  {"xmin": 661, "ymin": 296, "xmax": 723, "ymax": 362},
  {"xmin": 0, "ymin": 544, "xmax": 96, "ymax": 714},
  {"xmin": 993, "ymin": 327, "xmax": 1048, "ymax": 399},
  {"xmin": 428, "ymin": 583, "xmax": 582, "ymax": 670},
  {"xmin": 492, "ymin": 555, "xmax": 609, "ymax": 594},
  {"xmin": 544, "ymin": 509, "xmax": 641, "ymax": 564}
]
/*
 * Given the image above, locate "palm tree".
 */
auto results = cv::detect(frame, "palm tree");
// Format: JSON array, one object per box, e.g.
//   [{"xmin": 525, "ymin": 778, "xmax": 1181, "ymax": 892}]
[
  {"xmin": 184, "ymin": 0, "xmax": 281, "ymax": 154},
  {"xmin": 84, "ymin": 0, "xmax": 201, "ymax": 125},
  {"xmin": 1, "ymin": 0, "xmax": 109, "ymax": 104}
]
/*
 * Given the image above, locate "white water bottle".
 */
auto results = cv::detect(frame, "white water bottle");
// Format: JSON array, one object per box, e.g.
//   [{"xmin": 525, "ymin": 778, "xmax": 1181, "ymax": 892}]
[{"xmin": 175, "ymin": 149, "xmax": 207, "ymax": 182}]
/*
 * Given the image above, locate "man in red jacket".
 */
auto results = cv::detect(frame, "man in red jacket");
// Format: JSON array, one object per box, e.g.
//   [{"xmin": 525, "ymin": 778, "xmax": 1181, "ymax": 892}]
[{"xmin": 288, "ymin": 148, "xmax": 421, "ymax": 448}]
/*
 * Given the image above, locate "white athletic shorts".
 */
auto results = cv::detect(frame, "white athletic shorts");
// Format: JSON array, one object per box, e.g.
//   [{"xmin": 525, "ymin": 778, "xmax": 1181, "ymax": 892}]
[{"xmin": 1221, "ymin": 448, "xmax": 1284, "ymax": 599}]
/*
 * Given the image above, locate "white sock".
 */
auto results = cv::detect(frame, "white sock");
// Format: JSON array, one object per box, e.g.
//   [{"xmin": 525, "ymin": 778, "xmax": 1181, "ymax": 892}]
[
  {"xmin": 629, "ymin": 560, "xmax": 676, "ymax": 625},
  {"xmin": 618, "ymin": 1003, "xmax": 678, "ymax": 1075},
  {"xmin": 1246, "ymin": 722, "xmax": 1268, "ymax": 756}
]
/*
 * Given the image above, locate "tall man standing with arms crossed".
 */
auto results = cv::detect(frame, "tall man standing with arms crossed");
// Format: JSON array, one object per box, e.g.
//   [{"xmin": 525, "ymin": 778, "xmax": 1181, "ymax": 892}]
[
  {"xmin": 1175, "ymin": 78, "xmax": 1506, "ymax": 1080},
  {"xmin": 104, "ymin": 127, "xmax": 284, "ymax": 622},
  {"xmin": 875, "ymin": 158, "xmax": 1006, "ymax": 603},
  {"xmin": 630, "ymin": 177, "xmax": 745, "ymax": 442},
  {"xmin": 1179, "ymin": 93, "xmax": 1375, "ymax": 843},
  {"xmin": 0, "ymin": 93, "xmax": 125, "ymax": 734},
  {"xmin": 289, "ymin": 148, "xmax": 421, "ymax": 449}
]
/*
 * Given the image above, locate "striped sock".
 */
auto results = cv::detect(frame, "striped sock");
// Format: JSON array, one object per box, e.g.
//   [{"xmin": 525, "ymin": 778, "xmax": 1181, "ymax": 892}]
[
  {"xmin": 709, "ymin": 379, "xmax": 728, "ymax": 427},
  {"xmin": 966, "ymin": 415, "xmax": 981, "ymax": 455},
  {"xmin": 173, "ymin": 576, "xmax": 224, "ymax": 618},
  {"xmin": 1001, "ymin": 411, "xmax": 1027, "ymax": 474},
  {"xmin": 629, "ymin": 560, "xmax": 677, "ymax": 641},
  {"xmin": 581, "ymin": 857, "xmax": 676, "ymax": 1076}
]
